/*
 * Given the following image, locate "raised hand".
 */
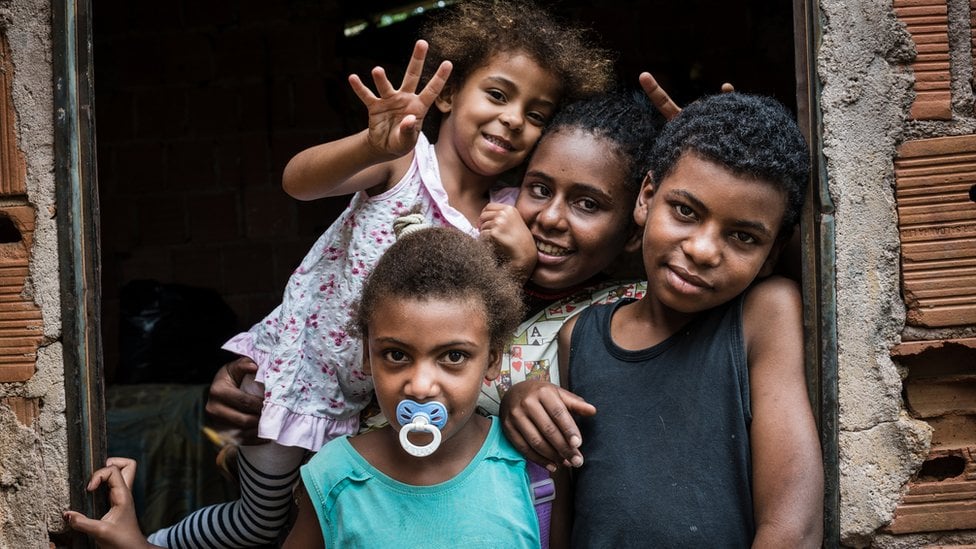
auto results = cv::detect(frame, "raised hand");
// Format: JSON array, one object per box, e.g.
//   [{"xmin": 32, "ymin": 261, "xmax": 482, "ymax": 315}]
[
  {"xmin": 479, "ymin": 202, "xmax": 537, "ymax": 282},
  {"xmin": 500, "ymin": 380, "xmax": 596, "ymax": 471},
  {"xmin": 349, "ymin": 39, "xmax": 453, "ymax": 159},
  {"xmin": 639, "ymin": 71, "xmax": 736, "ymax": 120}
]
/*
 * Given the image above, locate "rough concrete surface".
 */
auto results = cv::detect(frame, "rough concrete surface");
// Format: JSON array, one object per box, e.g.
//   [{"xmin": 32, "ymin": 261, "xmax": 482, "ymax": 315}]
[
  {"xmin": 818, "ymin": 0, "xmax": 936, "ymax": 545},
  {"xmin": 838, "ymin": 415, "xmax": 932, "ymax": 547},
  {"xmin": 0, "ymin": 404, "xmax": 48, "ymax": 547},
  {"xmin": 871, "ymin": 529, "xmax": 976, "ymax": 548},
  {"xmin": 0, "ymin": 0, "xmax": 68, "ymax": 545}
]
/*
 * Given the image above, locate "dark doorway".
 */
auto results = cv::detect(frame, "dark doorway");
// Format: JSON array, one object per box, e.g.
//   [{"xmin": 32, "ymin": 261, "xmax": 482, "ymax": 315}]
[{"xmin": 90, "ymin": 0, "xmax": 797, "ymax": 533}]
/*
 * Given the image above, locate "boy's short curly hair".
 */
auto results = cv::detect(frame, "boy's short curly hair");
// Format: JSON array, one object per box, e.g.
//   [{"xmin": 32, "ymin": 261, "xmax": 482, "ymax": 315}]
[
  {"xmin": 546, "ymin": 89, "xmax": 665, "ymax": 197},
  {"xmin": 422, "ymin": 0, "xmax": 615, "ymax": 103},
  {"xmin": 354, "ymin": 227, "xmax": 524, "ymax": 352},
  {"xmin": 648, "ymin": 92, "xmax": 810, "ymax": 232}
]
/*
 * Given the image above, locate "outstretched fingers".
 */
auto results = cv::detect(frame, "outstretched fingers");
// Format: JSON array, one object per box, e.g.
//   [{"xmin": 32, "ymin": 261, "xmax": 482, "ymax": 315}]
[
  {"xmin": 416, "ymin": 60, "xmax": 452, "ymax": 108},
  {"xmin": 348, "ymin": 74, "xmax": 378, "ymax": 107},
  {"xmin": 400, "ymin": 40, "xmax": 429, "ymax": 93},
  {"xmin": 639, "ymin": 71, "xmax": 681, "ymax": 120}
]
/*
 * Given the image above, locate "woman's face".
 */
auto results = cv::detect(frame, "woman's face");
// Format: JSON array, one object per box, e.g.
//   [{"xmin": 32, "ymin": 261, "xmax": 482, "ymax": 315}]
[{"xmin": 516, "ymin": 128, "xmax": 639, "ymax": 290}]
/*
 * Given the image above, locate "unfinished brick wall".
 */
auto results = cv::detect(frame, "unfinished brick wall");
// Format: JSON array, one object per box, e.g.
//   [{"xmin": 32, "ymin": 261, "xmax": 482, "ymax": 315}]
[
  {"xmin": 887, "ymin": 0, "xmax": 976, "ymax": 538},
  {"xmin": 0, "ymin": 29, "xmax": 40, "ymax": 387},
  {"xmin": 894, "ymin": 0, "xmax": 951, "ymax": 120}
]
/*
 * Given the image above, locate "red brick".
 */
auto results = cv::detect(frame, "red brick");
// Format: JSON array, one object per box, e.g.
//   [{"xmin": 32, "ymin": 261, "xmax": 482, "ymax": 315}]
[
  {"xmin": 243, "ymin": 187, "xmax": 295, "ymax": 239},
  {"xmin": 0, "ymin": 33, "xmax": 25, "ymax": 199},
  {"xmin": 186, "ymin": 190, "xmax": 240, "ymax": 243},
  {"xmin": 894, "ymin": 135, "xmax": 976, "ymax": 327},
  {"xmin": 894, "ymin": 0, "xmax": 951, "ymax": 120},
  {"xmin": 0, "ymin": 205, "xmax": 42, "ymax": 383},
  {"xmin": 0, "ymin": 397, "xmax": 39, "ymax": 426},
  {"xmin": 886, "ymin": 447, "xmax": 976, "ymax": 534}
]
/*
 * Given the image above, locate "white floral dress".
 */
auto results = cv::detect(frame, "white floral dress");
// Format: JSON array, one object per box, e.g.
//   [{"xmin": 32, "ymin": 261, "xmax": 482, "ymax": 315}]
[{"xmin": 224, "ymin": 133, "xmax": 516, "ymax": 451}]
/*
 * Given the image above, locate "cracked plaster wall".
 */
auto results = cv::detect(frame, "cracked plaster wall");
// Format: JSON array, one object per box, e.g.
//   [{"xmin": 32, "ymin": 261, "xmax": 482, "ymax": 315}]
[
  {"xmin": 0, "ymin": 0, "xmax": 69, "ymax": 547},
  {"xmin": 820, "ymin": 0, "xmax": 976, "ymax": 546}
]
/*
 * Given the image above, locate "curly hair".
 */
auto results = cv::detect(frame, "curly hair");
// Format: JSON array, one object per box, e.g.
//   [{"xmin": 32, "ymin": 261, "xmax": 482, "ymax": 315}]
[
  {"xmin": 648, "ymin": 92, "xmax": 810, "ymax": 231},
  {"xmin": 545, "ymin": 89, "xmax": 665, "ymax": 197},
  {"xmin": 421, "ymin": 0, "xmax": 615, "ymax": 103},
  {"xmin": 354, "ymin": 227, "xmax": 524, "ymax": 352}
]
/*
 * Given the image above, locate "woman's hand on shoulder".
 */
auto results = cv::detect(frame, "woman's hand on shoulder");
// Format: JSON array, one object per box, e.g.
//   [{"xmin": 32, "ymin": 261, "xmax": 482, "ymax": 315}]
[{"xmin": 500, "ymin": 380, "xmax": 594, "ymax": 471}]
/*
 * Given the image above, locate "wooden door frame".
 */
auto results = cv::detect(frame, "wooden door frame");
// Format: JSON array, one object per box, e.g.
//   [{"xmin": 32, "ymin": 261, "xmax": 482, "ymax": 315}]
[
  {"xmin": 793, "ymin": 0, "xmax": 840, "ymax": 544},
  {"xmin": 53, "ymin": 0, "xmax": 106, "ymax": 543}
]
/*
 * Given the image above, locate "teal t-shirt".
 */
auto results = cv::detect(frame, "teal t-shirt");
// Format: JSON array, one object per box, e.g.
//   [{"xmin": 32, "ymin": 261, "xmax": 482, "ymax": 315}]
[{"xmin": 300, "ymin": 417, "xmax": 541, "ymax": 548}]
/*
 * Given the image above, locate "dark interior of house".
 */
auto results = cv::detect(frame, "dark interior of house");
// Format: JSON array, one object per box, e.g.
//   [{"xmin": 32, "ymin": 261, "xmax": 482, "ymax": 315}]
[{"xmin": 91, "ymin": 0, "xmax": 796, "ymax": 533}]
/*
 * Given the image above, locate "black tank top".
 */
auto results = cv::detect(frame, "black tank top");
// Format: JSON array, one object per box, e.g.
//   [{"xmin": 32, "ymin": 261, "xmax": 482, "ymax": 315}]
[{"xmin": 568, "ymin": 297, "xmax": 754, "ymax": 548}]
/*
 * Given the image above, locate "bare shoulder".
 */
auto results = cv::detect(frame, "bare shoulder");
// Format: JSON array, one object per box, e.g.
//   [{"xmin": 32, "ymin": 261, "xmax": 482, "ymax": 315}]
[
  {"xmin": 557, "ymin": 314, "xmax": 582, "ymax": 347},
  {"xmin": 742, "ymin": 276, "xmax": 802, "ymax": 342},
  {"xmin": 556, "ymin": 315, "xmax": 581, "ymax": 387}
]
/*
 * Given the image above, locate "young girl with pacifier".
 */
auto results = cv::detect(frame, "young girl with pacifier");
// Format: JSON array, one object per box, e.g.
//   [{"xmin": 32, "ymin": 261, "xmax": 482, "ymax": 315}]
[
  {"xmin": 66, "ymin": 227, "xmax": 562, "ymax": 549},
  {"xmin": 146, "ymin": 1, "xmax": 613, "ymax": 546},
  {"xmin": 283, "ymin": 226, "xmax": 559, "ymax": 548}
]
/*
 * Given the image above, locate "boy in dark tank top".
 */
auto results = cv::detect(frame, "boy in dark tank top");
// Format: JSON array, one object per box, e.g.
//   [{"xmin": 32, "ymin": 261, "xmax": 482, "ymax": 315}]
[{"xmin": 500, "ymin": 92, "xmax": 824, "ymax": 548}]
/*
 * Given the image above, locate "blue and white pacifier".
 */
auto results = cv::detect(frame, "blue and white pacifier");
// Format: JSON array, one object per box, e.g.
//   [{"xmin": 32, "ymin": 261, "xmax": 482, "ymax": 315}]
[{"xmin": 395, "ymin": 400, "xmax": 448, "ymax": 457}]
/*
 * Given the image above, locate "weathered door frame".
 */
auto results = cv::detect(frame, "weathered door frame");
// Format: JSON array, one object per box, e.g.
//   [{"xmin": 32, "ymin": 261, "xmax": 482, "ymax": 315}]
[
  {"xmin": 793, "ymin": 0, "xmax": 840, "ymax": 545},
  {"xmin": 53, "ymin": 0, "xmax": 106, "ymax": 542}
]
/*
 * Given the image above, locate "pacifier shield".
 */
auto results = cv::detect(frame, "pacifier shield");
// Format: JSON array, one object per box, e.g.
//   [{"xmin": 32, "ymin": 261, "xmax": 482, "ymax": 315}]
[
  {"xmin": 395, "ymin": 400, "xmax": 447, "ymax": 429},
  {"xmin": 395, "ymin": 399, "xmax": 448, "ymax": 457}
]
